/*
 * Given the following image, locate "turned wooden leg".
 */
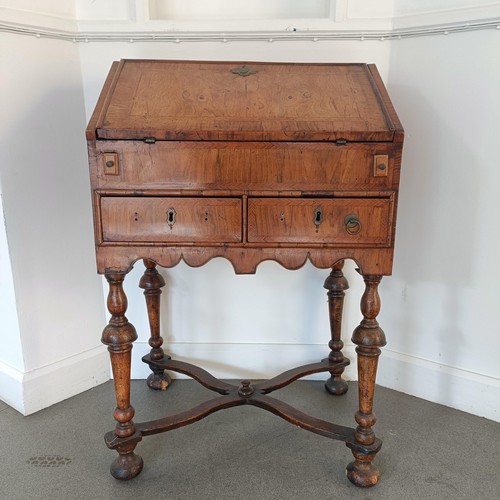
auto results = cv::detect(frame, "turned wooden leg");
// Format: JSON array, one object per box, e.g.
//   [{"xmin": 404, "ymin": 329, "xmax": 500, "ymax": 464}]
[
  {"xmin": 102, "ymin": 272, "xmax": 143, "ymax": 480},
  {"xmin": 346, "ymin": 274, "xmax": 386, "ymax": 488},
  {"xmin": 324, "ymin": 261, "xmax": 349, "ymax": 395},
  {"xmin": 139, "ymin": 259, "xmax": 171, "ymax": 390}
]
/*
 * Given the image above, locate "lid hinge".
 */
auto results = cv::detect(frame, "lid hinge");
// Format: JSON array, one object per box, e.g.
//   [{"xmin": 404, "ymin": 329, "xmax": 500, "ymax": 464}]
[
  {"xmin": 334, "ymin": 138, "xmax": 348, "ymax": 146},
  {"xmin": 143, "ymin": 137, "xmax": 156, "ymax": 144}
]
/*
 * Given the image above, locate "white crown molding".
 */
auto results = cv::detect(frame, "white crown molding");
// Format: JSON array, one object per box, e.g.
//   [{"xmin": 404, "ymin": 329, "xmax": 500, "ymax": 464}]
[
  {"xmin": 1, "ymin": 18, "xmax": 499, "ymax": 43},
  {"xmin": 393, "ymin": 4, "xmax": 500, "ymax": 28},
  {"xmin": 0, "ymin": 6, "xmax": 76, "ymax": 32},
  {"xmin": 1, "ymin": 5, "xmax": 499, "ymax": 43}
]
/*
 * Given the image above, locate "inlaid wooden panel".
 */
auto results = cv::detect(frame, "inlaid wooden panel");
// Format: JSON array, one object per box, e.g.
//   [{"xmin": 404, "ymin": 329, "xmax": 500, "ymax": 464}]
[
  {"xmin": 101, "ymin": 197, "xmax": 242, "ymax": 243},
  {"xmin": 247, "ymin": 198, "xmax": 392, "ymax": 245},
  {"xmin": 92, "ymin": 60, "xmax": 396, "ymax": 142}
]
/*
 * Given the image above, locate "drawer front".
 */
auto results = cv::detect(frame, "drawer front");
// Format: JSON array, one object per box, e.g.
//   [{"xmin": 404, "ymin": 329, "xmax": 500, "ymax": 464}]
[
  {"xmin": 92, "ymin": 141, "xmax": 399, "ymax": 192},
  {"xmin": 101, "ymin": 197, "xmax": 242, "ymax": 243},
  {"xmin": 247, "ymin": 198, "xmax": 391, "ymax": 245}
]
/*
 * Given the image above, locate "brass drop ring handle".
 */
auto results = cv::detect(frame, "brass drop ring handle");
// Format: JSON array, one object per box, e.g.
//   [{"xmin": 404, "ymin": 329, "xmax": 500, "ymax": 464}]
[{"xmin": 344, "ymin": 214, "xmax": 361, "ymax": 235}]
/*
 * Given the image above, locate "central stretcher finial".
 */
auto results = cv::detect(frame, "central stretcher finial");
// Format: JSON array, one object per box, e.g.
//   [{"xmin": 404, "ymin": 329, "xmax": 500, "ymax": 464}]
[{"xmin": 238, "ymin": 380, "xmax": 255, "ymax": 398}]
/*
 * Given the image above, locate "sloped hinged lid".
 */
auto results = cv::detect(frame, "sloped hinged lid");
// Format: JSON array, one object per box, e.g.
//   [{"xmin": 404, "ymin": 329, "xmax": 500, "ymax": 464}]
[{"xmin": 91, "ymin": 60, "xmax": 401, "ymax": 142}]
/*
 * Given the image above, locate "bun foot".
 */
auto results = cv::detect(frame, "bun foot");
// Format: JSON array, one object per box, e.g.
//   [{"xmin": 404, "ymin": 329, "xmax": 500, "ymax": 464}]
[
  {"xmin": 325, "ymin": 375, "xmax": 348, "ymax": 395},
  {"xmin": 110, "ymin": 450, "xmax": 144, "ymax": 480},
  {"xmin": 346, "ymin": 452, "xmax": 380, "ymax": 488},
  {"xmin": 147, "ymin": 370, "xmax": 171, "ymax": 391}
]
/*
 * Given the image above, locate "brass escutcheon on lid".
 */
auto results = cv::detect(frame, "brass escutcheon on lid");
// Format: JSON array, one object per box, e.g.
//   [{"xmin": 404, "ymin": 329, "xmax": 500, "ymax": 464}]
[{"xmin": 231, "ymin": 65, "xmax": 257, "ymax": 77}]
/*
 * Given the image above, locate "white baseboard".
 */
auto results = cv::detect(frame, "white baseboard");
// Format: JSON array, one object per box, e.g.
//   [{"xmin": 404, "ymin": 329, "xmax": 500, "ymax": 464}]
[
  {"xmin": 378, "ymin": 349, "xmax": 500, "ymax": 423},
  {"xmin": 130, "ymin": 341, "xmax": 499, "ymax": 422},
  {"xmin": 3, "ymin": 341, "xmax": 496, "ymax": 422},
  {"xmin": 0, "ymin": 361, "xmax": 24, "ymax": 413},
  {"xmin": 0, "ymin": 346, "xmax": 110, "ymax": 416}
]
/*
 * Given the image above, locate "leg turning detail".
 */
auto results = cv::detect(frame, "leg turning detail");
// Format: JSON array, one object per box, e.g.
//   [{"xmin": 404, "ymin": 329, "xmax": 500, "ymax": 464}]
[
  {"xmin": 102, "ymin": 272, "xmax": 143, "ymax": 480},
  {"xmin": 139, "ymin": 259, "xmax": 171, "ymax": 391},
  {"xmin": 324, "ymin": 261, "xmax": 349, "ymax": 395},
  {"xmin": 346, "ymin": 274, "xmax": 386, "ymax": 487}
]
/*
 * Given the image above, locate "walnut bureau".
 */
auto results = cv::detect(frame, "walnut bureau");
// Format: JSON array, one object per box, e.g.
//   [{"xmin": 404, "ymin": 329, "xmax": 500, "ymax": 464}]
[{"xmin": 86, "ymin": 60, "xmax": 404, "ymax": 488}]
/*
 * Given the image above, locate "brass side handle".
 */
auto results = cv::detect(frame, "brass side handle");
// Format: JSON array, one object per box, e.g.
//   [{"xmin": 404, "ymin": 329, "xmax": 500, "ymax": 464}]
[
  {"xmin": 374, "ymin": 154, "xmax": 389, "ymax": 177},
  {"xmin": 344, "ymin": 214, "xmax": 361, "ymax": 235},
  {"xmin": 103, "ymin": 152, "xmax": 119, "ymax": 175}
]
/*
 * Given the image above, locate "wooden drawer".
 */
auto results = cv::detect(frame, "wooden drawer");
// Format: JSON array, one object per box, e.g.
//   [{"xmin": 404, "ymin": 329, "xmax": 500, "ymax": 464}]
[
  {"xmin": 247, "ymin": 198, "xmax": 392, "ymax": 245},
  {"xmin": 101, "ymin": 197, "xmax": 242, "ymax": 243},
  {"xmin": 93, "ymin": 141, "xmax": 397, "ymax": 192}
]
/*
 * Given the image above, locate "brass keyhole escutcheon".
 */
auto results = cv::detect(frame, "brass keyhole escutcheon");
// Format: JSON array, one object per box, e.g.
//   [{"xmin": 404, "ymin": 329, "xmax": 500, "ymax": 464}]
[
  {"xmin": 279, "ymin": 212, "xmax": 285, "ymax": 222},
  {"xmin": 313, "ymin": 207, "xmax": 323, "ymax": 232},
  {"xmin": 166, "ymin": 207, "xmax": 177, "ymax": 229},
  {"xmin": 344, "ymin": 213, "xmax": 362, "ymax": 235}
]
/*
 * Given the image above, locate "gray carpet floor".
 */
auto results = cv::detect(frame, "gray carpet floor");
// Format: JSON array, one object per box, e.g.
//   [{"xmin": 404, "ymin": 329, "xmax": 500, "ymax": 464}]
[{"xmin": 0, "ymin": 379, "xmax": 498, "ymax": 500}]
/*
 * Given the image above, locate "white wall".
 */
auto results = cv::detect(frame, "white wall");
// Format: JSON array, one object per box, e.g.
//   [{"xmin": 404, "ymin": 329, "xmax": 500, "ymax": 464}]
[
  {"xmin": 1, "ymin": 0, "xmax": 499, "ymax": 420},
  {"xmin": 381, "ymin": 29, "xmax": 500, "ymax": 419},
  {"xmin": 0, "ymin": 189, "xmax": 25, "ymax": 406},
  {"xmin": 0, "ymin": 18, "xmax": 109, "ymax": 413}
]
